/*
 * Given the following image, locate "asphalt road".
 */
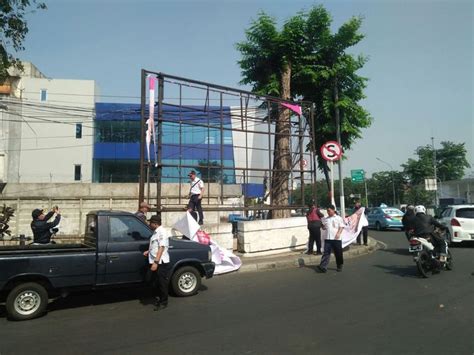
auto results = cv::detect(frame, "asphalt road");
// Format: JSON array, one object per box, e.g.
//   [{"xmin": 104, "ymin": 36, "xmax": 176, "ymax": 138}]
[{"xmin": 1, "ymin": 231, "xmax": 473, "ymax": 355}]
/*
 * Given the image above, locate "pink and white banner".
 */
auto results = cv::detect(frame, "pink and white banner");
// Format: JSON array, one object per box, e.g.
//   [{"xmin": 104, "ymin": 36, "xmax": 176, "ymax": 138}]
[
  {"xmin": 146, "ymin": 76, "xmax": 157, "ymax": 165},
  {"xmin": 173, "ymin": 212, "xmax": 242, "ymax": 275}
]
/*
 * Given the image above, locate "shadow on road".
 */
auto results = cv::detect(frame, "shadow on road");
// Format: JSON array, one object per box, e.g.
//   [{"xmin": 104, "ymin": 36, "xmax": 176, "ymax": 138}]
[
  {"xmin": 373, "ymin": 264, "xmax": 420, "ymax": 278},
  {"xmin": 379, "ymin": 248, "xmax": 411, "ymax": 256}
]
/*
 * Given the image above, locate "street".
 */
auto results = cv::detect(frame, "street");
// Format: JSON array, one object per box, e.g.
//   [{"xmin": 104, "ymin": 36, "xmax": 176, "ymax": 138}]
[{"xmin": 1, "ymin": 231, "xmax": 473, "ymax": 355}]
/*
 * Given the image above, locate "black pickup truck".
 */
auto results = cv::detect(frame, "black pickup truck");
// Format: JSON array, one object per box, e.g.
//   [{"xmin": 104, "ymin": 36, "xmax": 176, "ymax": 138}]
[{"xmin": 0, "ymin": 210, "xmax": 215, "ymax": 321}]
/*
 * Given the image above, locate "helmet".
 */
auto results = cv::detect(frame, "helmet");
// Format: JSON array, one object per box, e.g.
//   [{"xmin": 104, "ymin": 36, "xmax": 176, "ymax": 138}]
[
  {"xmin": 406, "ymin": 204, "xmax": 415, "ymax": 210},
  {"xmin": 414, "ymin": 205, "xmax": 426, "ymax": 214}
]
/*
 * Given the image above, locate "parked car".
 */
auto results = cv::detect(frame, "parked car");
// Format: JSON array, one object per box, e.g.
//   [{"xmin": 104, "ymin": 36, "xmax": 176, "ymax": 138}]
[
  {"xmin": 367, "ymin": 207, "xmax": 404, "ymax": 230},
  {"xmin": 0, "ymin": 210, "xmax": 215, "ymax": 321},
  {"xmin": 437, "ymin": 205, "xmax": 474, "ymax": 244}
]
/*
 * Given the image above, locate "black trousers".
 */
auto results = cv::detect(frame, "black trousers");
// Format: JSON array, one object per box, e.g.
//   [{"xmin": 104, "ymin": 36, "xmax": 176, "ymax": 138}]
[
  {"xmin": 188, "ymin": 194, "xmax": 204, "ymax": 223},
  {"xmin": 357, "ymin": 226, "xmax": 368, "ymax": 245},
  {"xmin": 147, "ymin": 262, "xmax": 171, "ymax": 305},
  {"xmin": 320, "ymin": 240, "xmax": 343, "ymax": 270},
  {"xmin": 307, "ymin": 222, "xmax": 322, "ymax": 253},
  {"xmin": 427, "ymin": 233, "xmax": 448, "ymax": 256}
]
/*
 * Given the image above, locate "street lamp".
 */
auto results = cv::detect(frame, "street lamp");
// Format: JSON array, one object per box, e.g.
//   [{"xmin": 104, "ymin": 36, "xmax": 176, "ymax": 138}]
[{"xmin": 376, "ymin": 157, "xmax": 396, "ymax": 206}]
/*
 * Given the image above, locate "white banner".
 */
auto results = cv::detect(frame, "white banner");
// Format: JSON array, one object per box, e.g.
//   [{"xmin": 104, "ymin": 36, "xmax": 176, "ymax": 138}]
[
  {"xmin": 321, "ymin": 207, "xmax": 368, "ymax": 248},
  {"xmin": 172, "ymin": 212, "xmax": 242, "ymax": 275}
]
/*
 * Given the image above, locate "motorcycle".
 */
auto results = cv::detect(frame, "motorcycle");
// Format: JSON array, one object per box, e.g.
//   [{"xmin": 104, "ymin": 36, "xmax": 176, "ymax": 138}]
[{"xmin": 408, "ymin": 228, "xmax": 453, "ymax": 278}]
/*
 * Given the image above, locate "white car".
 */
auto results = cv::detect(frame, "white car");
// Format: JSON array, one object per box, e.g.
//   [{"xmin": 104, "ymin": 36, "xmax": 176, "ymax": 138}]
[{"xmin": 438, "ymin": 205, "xmax": 474, "ymax": 244}]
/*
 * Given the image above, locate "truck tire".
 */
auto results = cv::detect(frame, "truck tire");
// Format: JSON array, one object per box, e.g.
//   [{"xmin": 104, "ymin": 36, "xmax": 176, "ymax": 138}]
[
  {"xmin": 171, "ymin": 266, "xmax": 202, "ymax": 297},
  {"xmin": 6, "ymin": 282, "xmax": 48, "ymax": 321}
]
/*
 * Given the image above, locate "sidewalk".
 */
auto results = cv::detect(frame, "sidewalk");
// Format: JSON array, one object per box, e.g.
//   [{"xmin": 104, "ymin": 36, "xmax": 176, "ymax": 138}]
[{"xmin": 235, "ymin": 237, "xmax": 385, "ymax": 273}]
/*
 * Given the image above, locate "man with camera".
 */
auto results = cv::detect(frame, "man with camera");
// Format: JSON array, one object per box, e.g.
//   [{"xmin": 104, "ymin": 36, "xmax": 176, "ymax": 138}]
[{"xmin": 31, "ymin": 206, "xmax": 61, "ymax": 244}]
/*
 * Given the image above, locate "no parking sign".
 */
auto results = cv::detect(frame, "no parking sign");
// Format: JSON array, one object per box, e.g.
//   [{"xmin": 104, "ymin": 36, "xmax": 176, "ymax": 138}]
[{"xmin": 320, "ymin": 141, "xmax": 343, "ymax": 162}]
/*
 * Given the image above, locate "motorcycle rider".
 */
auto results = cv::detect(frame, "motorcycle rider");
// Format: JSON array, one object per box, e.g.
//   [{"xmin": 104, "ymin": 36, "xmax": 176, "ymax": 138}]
[
  {"xmin": 402, "ymin": 205, "xmax": 417, "ymax": 241},
  {"xmin": 413, "ymin": 205, "xmax": 448, "ymax": 264}
]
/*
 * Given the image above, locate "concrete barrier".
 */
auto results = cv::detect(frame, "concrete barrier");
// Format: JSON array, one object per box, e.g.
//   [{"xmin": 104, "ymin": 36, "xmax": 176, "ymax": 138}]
[{"xmin": 237, "ymin": 217, "xmax": 308, "ymax": 256}]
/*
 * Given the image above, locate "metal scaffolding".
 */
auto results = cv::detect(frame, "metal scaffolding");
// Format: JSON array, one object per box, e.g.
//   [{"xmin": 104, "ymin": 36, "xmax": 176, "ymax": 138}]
[{"xmin": 138, "ymin": 70, "xmax": 317, "ymax": 213}]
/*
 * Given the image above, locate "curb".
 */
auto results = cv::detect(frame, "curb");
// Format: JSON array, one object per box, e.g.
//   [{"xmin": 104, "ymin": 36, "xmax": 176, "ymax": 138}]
[{"xmin": 236, "ymin": 238, "xmax": 386, "ymax": 273}]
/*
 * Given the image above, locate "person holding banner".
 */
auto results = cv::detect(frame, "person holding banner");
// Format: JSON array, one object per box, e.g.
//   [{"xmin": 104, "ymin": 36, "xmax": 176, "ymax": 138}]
[
  {"xmin": 318, "ymin": 205, "xmax": 345, "ymax": 273},
  {"xmin": 353, "ymin": 201, "xmax": 369, "ymax": 246}
]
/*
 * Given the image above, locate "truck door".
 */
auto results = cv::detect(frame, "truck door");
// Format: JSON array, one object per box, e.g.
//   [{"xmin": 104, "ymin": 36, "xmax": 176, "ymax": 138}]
[{"xmin": 104, "ymin": 215, "xmax": 152, "ymax": 284}]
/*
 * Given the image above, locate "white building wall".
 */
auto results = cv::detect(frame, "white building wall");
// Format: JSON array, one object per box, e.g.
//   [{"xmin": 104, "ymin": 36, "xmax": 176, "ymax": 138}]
[{"xmin": 16, "ymin": 77, "xmax": 96, "ymax": 183}]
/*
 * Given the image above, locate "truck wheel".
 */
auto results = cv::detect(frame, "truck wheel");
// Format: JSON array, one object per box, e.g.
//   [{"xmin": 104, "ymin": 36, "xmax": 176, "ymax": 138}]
[
  {"xmin": 171, "ymin": 266, "xmax": 202, "ymax": 297},
  {"xmin": 6, "ymin": 282, "xmax": 48, "ymax": 321}
]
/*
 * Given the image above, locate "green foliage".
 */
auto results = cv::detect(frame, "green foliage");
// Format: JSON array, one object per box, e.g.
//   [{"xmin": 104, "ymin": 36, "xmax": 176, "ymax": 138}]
[
  {"xmin": 0, "ymin": 0, "xmax": 46, "ymax": 82},
  {"xmin": 236, "ymin": 5, "xmax": 372, "ymax": 188},
  {"xmin": 403, "ymin": 141, "xmax": 470, "ymax": 184}
]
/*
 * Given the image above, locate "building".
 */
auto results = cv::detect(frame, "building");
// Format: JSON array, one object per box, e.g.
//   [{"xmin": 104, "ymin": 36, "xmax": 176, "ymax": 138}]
[
  {"xmin": 0, "ymin": 62, "xmax": 98, "ymax": 183},
  {"xmin": 93, "ymin": 103, "xmax": 237, "ymax": 184}
]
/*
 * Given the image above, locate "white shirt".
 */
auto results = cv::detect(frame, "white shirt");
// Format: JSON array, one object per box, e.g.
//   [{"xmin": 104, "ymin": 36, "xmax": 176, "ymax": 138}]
[
  {"xmin": 190, "ymin": 177, "xmax": 204, "ymax": 195},
  {"xmin": 148, "ymin": 225, "xmax": 170, "ymax": 264},
  {"xmin": 322, "ymin": 215, "xmax": 345, "ymax": 240}
]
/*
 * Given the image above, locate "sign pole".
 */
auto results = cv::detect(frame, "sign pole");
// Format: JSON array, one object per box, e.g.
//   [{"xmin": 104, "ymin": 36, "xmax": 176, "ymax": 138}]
[
  {"xmin": 364, "ymin": 178, "xmax": 369, "ymax": 207},
  {"xmin": 330, "ymin": 161, "xmax": 336, "ymax": 207}
]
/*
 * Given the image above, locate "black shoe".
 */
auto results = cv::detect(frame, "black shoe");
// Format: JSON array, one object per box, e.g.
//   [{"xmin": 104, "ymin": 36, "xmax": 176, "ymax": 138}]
[
  {"xmin": 317, "ymin": 265, "xmax": 327, "ymax": 273},
  {"xmin": 337, "ymin": 265, "xmax": 343, "ymax": 272},
  {"xmin": 315, "ymin": 251, "xmax": 322, "ymax": 255},
  {"xmin": 154, "ymin": 302, "xmax": 168, "ymax": 311},
  {"xmin": 305, "ymin": 251, "xmax": 313, "ymax": 255},
  {"xmin": 198, "ymin": 221, "xmax": 204, "ymax": 225},
  {"xmin": 364, "ymin": 243, "xmax": 368, "ymax": 246}
]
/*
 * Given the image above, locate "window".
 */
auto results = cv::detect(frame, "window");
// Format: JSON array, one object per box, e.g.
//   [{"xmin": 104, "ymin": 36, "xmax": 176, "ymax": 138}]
[
  {"xmin": 74, "ymin": 164, "xmax": 81, "ymax": 181},
  {"xmin": 440, "ymin": 208, "xmax": 452, "ymax": 218},
  {"xmin": 76, "ymin": 123, "xmax": 82, "ymax": 139},
  {"xmin": 456, "ymin": 208, "xmax": 474, "ymax": 219},
  {"xmin": 109, "ymin": 216, "xmax": 152, "ymax": 242},
  {"xmin": 40, "ymin": 89, "xmax": 47, "ymax": 102}
]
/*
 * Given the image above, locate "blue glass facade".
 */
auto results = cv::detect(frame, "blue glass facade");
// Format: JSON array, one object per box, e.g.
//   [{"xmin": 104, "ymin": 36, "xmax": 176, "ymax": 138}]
[{"xmin": 93, "ymin": 103, "xmax": 236, "ymax": 184}]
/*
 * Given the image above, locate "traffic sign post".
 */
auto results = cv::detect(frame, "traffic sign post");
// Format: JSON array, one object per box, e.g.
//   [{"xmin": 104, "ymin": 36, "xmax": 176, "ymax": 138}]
[{"xmin": 321, "ymin": 141, "xmax": 343, "ymax": 209}]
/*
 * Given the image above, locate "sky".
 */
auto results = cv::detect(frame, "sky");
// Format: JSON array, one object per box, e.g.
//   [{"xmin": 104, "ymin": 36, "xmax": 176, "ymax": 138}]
[{"xmin": 21, "ymin": 0, "xmax": 473, "ymax": 178}]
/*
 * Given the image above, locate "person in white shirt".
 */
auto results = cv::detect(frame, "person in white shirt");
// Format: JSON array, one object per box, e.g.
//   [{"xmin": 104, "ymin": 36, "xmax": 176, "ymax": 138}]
[
  {"xmin": 143, "ymin": 215, "xmax": 170, "ymax": 310},
  {"xmin": 318, "ymin": 205, "xmax": 345, "ymax": 273},
  {"xmin": 187, "ymin": 170, "xmax": 205, "ymax": 225}
]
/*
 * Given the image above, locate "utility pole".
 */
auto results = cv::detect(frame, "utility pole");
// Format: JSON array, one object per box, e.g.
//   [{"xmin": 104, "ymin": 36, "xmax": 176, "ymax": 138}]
[
  {"xmin": 334, "ymin": 78, "xmax": 345, "ymax": 218},
  {"xmin": 432, "ymin": 137, "xmax": 438, "ymax": 207},
  {"xmin": 376, "ymin": 157, "xmax": 396, "ymax": 207}
]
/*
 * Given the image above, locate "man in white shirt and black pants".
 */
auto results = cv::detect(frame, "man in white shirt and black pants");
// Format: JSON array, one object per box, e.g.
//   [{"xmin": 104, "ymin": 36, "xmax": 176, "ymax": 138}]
[
  {"xmin": 187, "ymin": 170, "xmax": 205, "ymax": 225},
  {"xmin": 143, "ymin": 215, "xmax": 170, "ymax": 310},
  {"xmin": 318, "ymin": 205, "xmax": 345, "ymax": 273}
]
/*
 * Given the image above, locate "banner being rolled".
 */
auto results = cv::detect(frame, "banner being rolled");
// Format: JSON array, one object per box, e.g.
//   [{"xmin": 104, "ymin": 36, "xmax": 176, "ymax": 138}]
[
  {"xmin": 321, "ymin": 207, "xmax": 368, "ymax": 248},
  {"xmin": 172, "ymin": 212, "xmax": 242, "ymax": 275}
]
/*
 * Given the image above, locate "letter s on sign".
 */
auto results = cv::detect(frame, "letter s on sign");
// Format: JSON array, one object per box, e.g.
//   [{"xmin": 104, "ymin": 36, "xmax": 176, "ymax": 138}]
[{"xmin": 327, "ymin": 144, "xmax": 337, "ymax": 158}]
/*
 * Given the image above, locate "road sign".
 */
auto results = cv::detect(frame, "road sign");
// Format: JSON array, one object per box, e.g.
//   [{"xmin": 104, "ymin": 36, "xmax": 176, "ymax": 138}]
[
  {"xmin": 351, "ymin": 169, "xmax": 365, "ymax": 182},
  {"xmin": 320, "ymin": 141, "xmax": 343, "ymax": 162}
]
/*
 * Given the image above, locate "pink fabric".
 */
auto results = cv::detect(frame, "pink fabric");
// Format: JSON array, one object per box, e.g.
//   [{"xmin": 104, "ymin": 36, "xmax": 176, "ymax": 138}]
[{"xmin": 281, "ymin": 102, "xmax": 302, "ymax": 115}]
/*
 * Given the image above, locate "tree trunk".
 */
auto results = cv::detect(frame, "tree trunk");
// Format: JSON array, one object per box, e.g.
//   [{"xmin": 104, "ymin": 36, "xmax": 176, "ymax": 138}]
[{"xmin": 270, "ymin": 63, "xmax": 292, "ymax": 219}]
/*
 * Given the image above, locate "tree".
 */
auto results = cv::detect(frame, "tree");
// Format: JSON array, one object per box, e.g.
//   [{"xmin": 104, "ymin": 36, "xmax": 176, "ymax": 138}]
[
  {"xmin": 292, "ymin": 6, "xmax": 372, "ymax": 186},
  {"xmin": 403, "ymin": 141, "xmax": 470, "ymax": 184},
  {"xmin": 236, "ymin": 12, "xmax": 307, "ymax": 219},
  {"xmin": 0, "ymin": 0, "xmax": 46, "ymax": 82},
  {"xmin": 236, "ymin": 5, "xmax": 371, "ymax": 217}
]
